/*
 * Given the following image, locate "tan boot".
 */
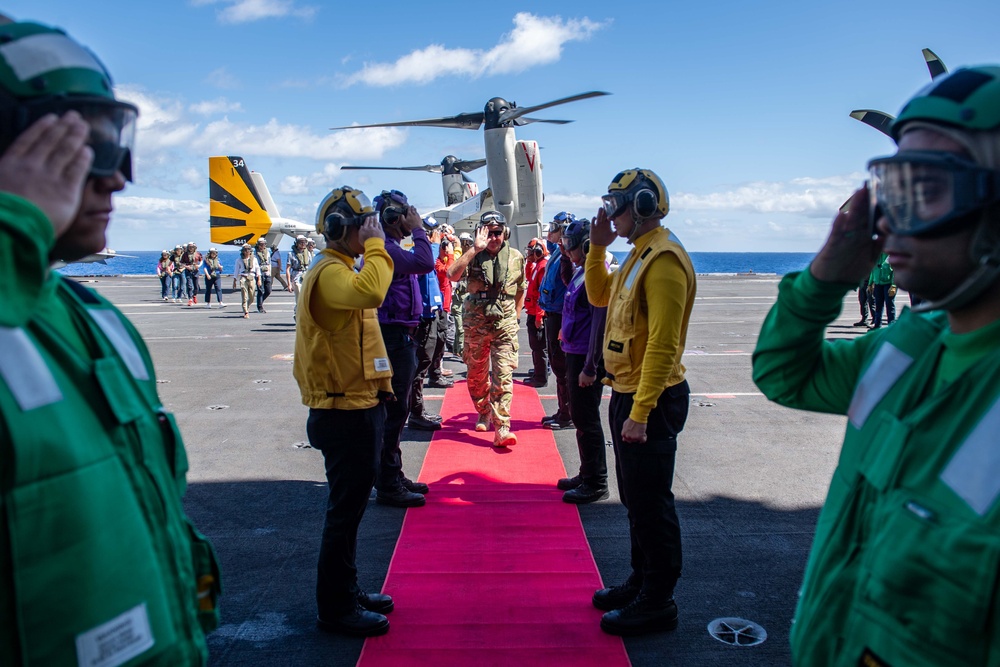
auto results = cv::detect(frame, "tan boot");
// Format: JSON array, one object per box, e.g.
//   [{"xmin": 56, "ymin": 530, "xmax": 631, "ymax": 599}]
[
  {"xmin": 475, "ymin": 414, "xmax": 490, "ymax": 432},
  {"xmin": 494, "ymin": 425, "xmax": 517, "ymax": 448}
]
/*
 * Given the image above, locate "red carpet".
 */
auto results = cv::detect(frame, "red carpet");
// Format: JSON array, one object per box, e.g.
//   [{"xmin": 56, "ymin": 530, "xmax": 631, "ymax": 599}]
[{"xmin": 357, "ymin": 381, "xmax": 630, "ymax": 667}]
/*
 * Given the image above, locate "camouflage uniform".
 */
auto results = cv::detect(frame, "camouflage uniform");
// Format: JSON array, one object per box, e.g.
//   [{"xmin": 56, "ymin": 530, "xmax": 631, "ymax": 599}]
[{"xmin": 462, "ymin": 243, "xmax": 526, "ymax": 431}]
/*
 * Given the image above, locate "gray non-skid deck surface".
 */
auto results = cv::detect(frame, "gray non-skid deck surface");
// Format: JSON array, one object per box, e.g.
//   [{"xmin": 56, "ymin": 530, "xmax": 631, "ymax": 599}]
[{"xmin": 80, "ymin": 273, "xmax": 866, "ymax": 666}]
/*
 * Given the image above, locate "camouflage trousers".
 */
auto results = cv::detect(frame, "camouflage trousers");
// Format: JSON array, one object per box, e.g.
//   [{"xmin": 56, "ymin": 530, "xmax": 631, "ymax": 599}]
[{"xmin": 463, "ymin": 314, "xmax": 519, "ymax": 428}]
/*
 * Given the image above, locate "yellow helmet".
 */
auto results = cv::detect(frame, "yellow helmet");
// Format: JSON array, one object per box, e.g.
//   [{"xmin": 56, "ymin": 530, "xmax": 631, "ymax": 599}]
[
  {"xmin": 315, "ymin": 186, "xmax": 374, "ymax": 240},
  {"xmin": 604, "ymin": 168, "xmax": 670, "ymax": 220}
]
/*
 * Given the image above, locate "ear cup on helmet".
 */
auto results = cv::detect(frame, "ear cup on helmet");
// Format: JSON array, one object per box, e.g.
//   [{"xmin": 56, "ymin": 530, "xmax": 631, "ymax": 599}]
[
  {"xmin": 633, "ymin": 188, "xmax": 658, "ymax": 219},
  {"xmin": 324, "ymin": 214, "xmax": 347, "ymax": 242}
]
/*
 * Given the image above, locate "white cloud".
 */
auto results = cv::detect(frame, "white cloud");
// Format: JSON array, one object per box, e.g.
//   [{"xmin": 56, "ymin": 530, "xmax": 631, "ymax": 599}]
[
  {"xmin": 192, "ymin": 118, "xmax": 406, "ymax": 160},
  {"xmin": 192, "ymin": 0, "xmax": 318, "ymax": 24},
  {"xmin": 113, "ymin": 196, "xmax": 207, "ymax": 230},
  {"xmin": 189, "ymin": 98, "xmax": 244, "ymax": 115},
  {"xmin": 343, "ymin": 13, "xmax": 608, "ymax": 87},
  {"xmin": 673, "ymin": 174, "xmax": 862, "ymax": 219},
  {"xmin": 205, "ymin": 67, "xmax": 241, "ymax": 90},
  {"xmin": 117, "ymin": 85, "xmax": 200, "ymax": 151},
  {"xmin": 541, "ymin": 192, "xmax": 602, "ymax": 220},
  {"xmin": 278, "ymin": 163, "xmax": 342, "ymax": 195}
]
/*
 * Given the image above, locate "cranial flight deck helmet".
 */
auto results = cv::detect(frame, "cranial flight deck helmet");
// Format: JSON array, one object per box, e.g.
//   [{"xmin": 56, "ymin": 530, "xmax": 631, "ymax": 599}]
[
  {"xmin": 0, "ymin": 20, "xmax": 139, "ymax": 181},
  {"xmin": 602, "ymin": 169, "xmax": 670, "ymax": 222},
  {"xmin": 868, "ymin": 65, "xmax": 1000, "ymax": 311},
  {"xmin": 315, "ymin": 186, "xmax": 374, "ymax": 242},
  {"xmin": 562, "ymin": 217, "xmax": 591, "ymax": 254}
]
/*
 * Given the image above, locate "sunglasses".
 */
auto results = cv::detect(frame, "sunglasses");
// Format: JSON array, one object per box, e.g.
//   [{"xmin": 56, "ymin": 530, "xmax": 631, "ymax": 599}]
[{"xmin": 487, "ymin": 229, "xmax": 505, "ymax": 238}]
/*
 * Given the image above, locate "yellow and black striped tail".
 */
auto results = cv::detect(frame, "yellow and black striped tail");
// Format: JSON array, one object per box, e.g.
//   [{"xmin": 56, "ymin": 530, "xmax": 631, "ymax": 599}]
[{"xmin": 209, "ymin": 156, "xmax": 272, "ymax": 246}]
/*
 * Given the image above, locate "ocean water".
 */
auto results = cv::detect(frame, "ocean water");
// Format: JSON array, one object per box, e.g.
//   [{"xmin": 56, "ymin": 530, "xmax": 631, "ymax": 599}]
[{"xmin": 56, "ymin": 250, "xmax": 815, "ymax": 277}]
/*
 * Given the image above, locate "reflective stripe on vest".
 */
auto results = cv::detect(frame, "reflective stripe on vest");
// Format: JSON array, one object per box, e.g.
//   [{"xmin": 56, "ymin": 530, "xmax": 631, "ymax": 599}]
[
  {"xmin": 0, "ymin": 326, "xmax": 62, "ymax": 410},
  {"xmin": 88, "ymin": 310, "xmax": 150, "ymax": 381},
  {"xmin": 940, "ymin": 396, "xmax": 1000, "ymax": 515},
  {"xmin": 847, "ymin": 342, "xmax": 913, "ymax": 429}
]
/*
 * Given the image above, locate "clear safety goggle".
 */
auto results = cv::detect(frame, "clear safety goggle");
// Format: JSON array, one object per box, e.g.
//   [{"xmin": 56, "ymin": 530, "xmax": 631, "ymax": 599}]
[
  {"xmin": 868, "ymin": 151, "xmax": 1000, "ymax": 237},
  {"xmin": 17, "ymin": 96, "xmax": 138, "ymax": 181},
  {"xmin": 601, "ymin": 192, "xmax": 629, "ymax": 220},
  {"xmin": 480, "ymin": 211, "xmax": 506, "ymax": 225}
]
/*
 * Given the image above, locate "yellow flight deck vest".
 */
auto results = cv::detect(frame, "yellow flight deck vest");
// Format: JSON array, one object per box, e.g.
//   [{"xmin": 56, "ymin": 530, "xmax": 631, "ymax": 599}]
[
  {"xmin": 602, "ymin": 227, "xmax": 695, "ymax": 393},
  {"xmin": 293, "ymin": 253, "xmax": 393, "ymax": 410}
]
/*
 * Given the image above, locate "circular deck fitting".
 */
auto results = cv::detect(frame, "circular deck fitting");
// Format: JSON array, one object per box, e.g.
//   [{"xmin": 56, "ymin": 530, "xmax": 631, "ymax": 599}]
[{"xmin": 707, "ymin": 617, "xmax": 767, "ymax": 647}]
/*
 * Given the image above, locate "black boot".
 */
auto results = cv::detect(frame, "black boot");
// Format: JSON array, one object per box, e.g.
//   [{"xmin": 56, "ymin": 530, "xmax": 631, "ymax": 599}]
[{"xmin": 600, "ymin": 594, "xmax": 678, "ymax": 636}]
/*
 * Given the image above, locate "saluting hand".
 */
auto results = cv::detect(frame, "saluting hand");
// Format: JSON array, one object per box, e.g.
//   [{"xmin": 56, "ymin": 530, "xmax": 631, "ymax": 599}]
[
  {"xmin": 590, "ymin": 208, "xmax": 616, "ymax": 247},
  {"xmin": 810, "ymin": 186, "xmax": 883, "ymax": 284},
  {"xmin": 0, "ymin": 112, "xmax": 93, "ymax": 239},
  {"xmin": 359, "ymin": 214, "xmax": 385, "ymax": 244}
]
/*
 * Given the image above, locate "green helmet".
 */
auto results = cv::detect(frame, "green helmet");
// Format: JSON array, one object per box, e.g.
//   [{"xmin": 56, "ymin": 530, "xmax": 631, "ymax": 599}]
[
  {"xmin": 892, "ymin": 66, "xmax": 1000, "ymax": 140},
  {"xmin": 0, "ymin": 21, "xmax": 138, "ymax": 180}
]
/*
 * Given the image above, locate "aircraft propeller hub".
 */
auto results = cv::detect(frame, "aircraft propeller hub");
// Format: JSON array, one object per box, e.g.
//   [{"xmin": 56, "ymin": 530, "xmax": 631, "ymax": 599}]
[{"xmin": 484, "ymin": 97, "xmax": 512, "ymax": 130}]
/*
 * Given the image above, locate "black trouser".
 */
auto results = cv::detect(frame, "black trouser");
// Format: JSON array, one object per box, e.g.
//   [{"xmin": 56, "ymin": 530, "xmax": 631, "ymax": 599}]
[
  {"xmin": 308, "ymin": 404, "xmax": 384, "ymax": 618},
  {"xmin": 526, "ymin": 316, "xmax": 548, "ymax": 381},
  {"xmin": 430, "ymin": 309, "xmax": 447, "ymax": 379},
  {"xmin": 609, "ymin": 381, "xmax": 689, "ymax": 602},
  {"xmin": 411, "ymin": 314, "xmax": 438, "ymax": 417},
  {"xmin": 544, "ymin": 312, "xmax": 570, "ymax": 420},
  {"xmin": 204, "ymin": 276, "xmax": 223, "ymax": 304},
  {"xmin": 256, "ymin": 274, "xmax": 272, "ymax": 310},
  {"xmin": 378, "ymin": 324, "xmax": 418, "ymax": 493},
  {"xmin": 858, "ymin": 278, "xmax": 875, "ymax": 320},
  {"xmin": 565, "ymin": 352, "xmax": 607, "ymax": 485},
  {"xmin": 872, "ymin": 284, "xmax": 895, "ymax": 327}
]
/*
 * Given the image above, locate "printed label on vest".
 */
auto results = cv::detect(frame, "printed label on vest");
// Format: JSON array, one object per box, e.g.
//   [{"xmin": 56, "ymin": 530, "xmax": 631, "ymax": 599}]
[
  {"xmin": 0, "ymin": 327, "xmax": 63, "ymax": 411},
  {"xmin": 940, "ymin": 395, "xmax": 1000, "ymax": 515},
  {"xmin": 847, "ymin": 343, "xmax": 913, "ymax": 430},
  {"xmin": 607, "ymin": 340, "xmax": 624, "ymax": 353},
  {"xmin": 374, "ymin": 357, "xmax": 391, "ymax": 372},
  {"xmin": 75, "ymin": 603, "xmax": 154, "ymax": 667}
]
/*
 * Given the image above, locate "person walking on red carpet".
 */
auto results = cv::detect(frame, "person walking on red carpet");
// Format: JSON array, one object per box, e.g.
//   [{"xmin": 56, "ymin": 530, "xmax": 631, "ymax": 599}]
[
  {"xmin": 448, "ymin": 211, "xmax": 526, "ymax": 447},
  {"xmin": 293, "ymin": 186, "xmax": 396, "ymax": 638},
  {"xmin": 585, "ymin": 168, "xmax": 697, "ymax": 636}
]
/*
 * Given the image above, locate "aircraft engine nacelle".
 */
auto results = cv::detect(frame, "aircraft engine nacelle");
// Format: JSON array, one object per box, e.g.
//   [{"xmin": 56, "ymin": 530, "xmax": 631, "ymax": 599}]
[
  {"xmin": 483, "ymin": 127, "xmax": 517, "ymax": 226},
  {"xmin": 443, "ymin": 173, "xmax": 471, "ymax": 205},
  {"xmin": 512, "ymin": 138, "xmax": 543, "ymax": 238}
]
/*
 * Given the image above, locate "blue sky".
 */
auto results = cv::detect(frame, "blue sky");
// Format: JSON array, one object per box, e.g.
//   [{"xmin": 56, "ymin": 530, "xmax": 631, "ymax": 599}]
[{"xmin": 8, "ymin": 0, "xmax": 1000, "ymax": 251}]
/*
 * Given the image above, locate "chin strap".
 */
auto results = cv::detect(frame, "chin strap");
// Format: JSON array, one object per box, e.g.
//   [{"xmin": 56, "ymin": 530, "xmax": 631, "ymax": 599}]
[
  {"xmin": 911, "ymin": 252, "xmax": 1000, "ymax": 313},
  {"xmin": 912, "ymin": 215, "xmax": 1000, "ymax": 313}
]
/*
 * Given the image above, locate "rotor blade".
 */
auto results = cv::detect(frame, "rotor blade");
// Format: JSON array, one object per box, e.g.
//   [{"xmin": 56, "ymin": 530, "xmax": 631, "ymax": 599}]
[
  {"xmin": 454, "ymin": 159, "xmax": 487, "ymax": 172},
  {"xmin": 497, "ymin": 90, "xmax": 610, "ymax": 125},
  {"xmin": 341, "ymin": 164, "xmax": 444, "ymax": 173},
  {"xmin": 850, "ymin": 109, "xmax": 894, "ymax": 137},
  {"xmin": 922, "ymin": 48, "xmax": 948, "ymax": 79},
  {"xmin": 513, "ymin": 117, "xmax": 574, "ymax": 126},
  {"xmin": 331, "ymin": 112, "xmax": 485, "ymax": 131}
]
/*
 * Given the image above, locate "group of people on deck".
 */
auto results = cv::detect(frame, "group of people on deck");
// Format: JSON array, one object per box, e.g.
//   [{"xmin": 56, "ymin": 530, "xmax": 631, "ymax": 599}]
[{"xmin": 3, "ymin": 14, "xmax": 1000, "ymax": 666}]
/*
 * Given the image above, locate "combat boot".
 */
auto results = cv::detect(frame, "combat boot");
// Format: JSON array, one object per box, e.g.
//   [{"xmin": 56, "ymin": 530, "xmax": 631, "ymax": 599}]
[
  {"xmin": 494, "ymin": 425, "xmax": 517, "ymax": 448},
  {"xmin": 475, "ymin": 414, "xmax": 491, "ymax": 432}
]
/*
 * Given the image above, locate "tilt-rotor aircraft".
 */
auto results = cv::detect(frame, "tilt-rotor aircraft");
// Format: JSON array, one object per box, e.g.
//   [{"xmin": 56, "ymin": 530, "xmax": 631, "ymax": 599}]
[
  {"xmin": 850, "ymin": 49, "xmax": 948, "ymax": 137},
  {"xmin": 208, "ymin": 155, "xmax": 319, "ymax": 248},
  {"xmin": 341, "ymin": 155, "xmax": 487, "ymax": 207},
  {"xmin": 331, "ymin": 90, "xmax": 609, "ymax": 251}
]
